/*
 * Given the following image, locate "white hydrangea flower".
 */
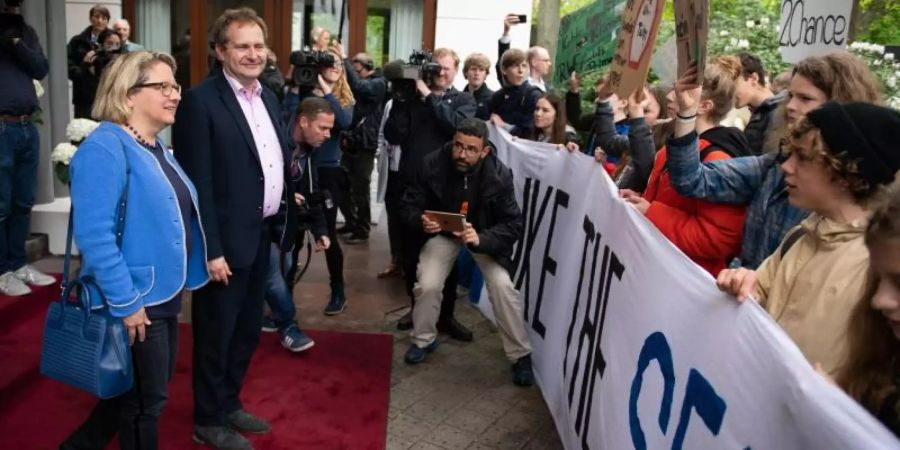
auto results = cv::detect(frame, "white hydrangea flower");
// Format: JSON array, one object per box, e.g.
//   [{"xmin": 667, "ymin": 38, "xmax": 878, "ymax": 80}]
[
  {"xmin": 65, "ymin": 118, "xmax": 100, "ymax": 143},
  {"xmin": 729, "ymin": 37, "xmax": 738, "ymax": 47},
  {"xmin": 887, "ymin": 76, "xmax": 897, "ymax": 88},
  {"xmin": 874, "ymin": 59, "xmax": 883, "ymax": 66},
  {"xmin": 746, "ymin": 20, "xmax": 755, "ymax": 28},
  {"xmin": 886, "ymin": 53, "xmax": 895, "ymax": 61},
  {"xmin": 33, "ymin": 80, "xmax": 44, "ymax": 98},
  {"xmin": 874, "ymin": 44, "xmax": 886, "ymax": 54},
  {"xmin": 719, "ymin": 30, "xmax": 730, "ymax": 37},
  {"xmin": 849, "ymin": 42, "xmax": 863, "ymax": 51},
  {"xmin": 738, "ymin": 39, "xmax": 750, "ymax": 49},
  {"xmin": 760, "ymin": 16, "xmax": 770, "ymax": 25},
  {"xmin": 51, "ymin": 143, "xmax": 79, "ymax": 165}
]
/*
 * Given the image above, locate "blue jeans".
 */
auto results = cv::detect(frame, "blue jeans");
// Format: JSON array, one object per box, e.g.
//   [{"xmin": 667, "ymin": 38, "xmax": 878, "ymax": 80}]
[
  {"xmin": 0, "ymin": 120, "xmax": 39, "ymax": 274},
  {"xmin": 264, "ymin": 242, "xmax": 296, "ymax": 330}
]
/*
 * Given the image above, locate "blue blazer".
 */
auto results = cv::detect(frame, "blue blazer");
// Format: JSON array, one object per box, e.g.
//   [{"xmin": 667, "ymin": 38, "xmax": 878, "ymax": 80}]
[{"xmin": 70, "ymin": 122, "xmax": 210, "ymax": 318}]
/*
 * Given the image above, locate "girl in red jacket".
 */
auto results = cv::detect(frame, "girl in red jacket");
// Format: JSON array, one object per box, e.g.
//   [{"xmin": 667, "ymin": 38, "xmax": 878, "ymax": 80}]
[{"xmin": 622, "ymin": 56, "xmax": 751, "ymax": 276}]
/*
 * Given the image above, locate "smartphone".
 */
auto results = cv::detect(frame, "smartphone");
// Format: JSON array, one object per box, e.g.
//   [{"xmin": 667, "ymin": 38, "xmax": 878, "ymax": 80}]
[{"xmin": 517, "ymin": 14, "xmax": 527, "ymax": 24}]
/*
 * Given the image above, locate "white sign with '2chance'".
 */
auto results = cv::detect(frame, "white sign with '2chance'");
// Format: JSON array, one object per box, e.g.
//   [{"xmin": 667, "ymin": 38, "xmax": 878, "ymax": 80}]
[{"xmin": 779, "ymin": 0, "xmax": 853, "ymax": 63}]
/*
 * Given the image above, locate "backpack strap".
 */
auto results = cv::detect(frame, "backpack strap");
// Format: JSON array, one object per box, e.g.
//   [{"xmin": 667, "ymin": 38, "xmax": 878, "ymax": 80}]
[{"xmin": 779, "ymin": 227, "xmax": 807, "ymax": 259}]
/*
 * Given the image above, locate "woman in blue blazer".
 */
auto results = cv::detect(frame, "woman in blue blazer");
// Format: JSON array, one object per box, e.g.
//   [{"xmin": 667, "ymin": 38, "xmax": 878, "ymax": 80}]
[{"xmin": 61, "ymin": 51, "xmax": 209, "ymax": 450}]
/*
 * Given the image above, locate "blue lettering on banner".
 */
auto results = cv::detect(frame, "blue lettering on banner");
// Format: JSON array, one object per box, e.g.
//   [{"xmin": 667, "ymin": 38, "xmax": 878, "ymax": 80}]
[{"xmin": 629, "ymin": 332, "xmax": 734, "ymax": 450}]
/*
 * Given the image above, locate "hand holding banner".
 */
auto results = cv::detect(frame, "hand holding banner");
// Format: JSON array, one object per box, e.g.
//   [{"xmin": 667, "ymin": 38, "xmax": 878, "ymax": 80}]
[
  {"xmin": 674, "ymin": 0, "xmax": 709, "ymax": 77},
  {"xmin": 608, "ymin": 0, "xmax": 665, "ymax": 98}
]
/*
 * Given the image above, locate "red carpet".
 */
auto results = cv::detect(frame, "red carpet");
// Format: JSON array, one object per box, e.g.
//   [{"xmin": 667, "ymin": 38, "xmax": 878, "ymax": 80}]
[{"xmin": 0, "ymin": 280, "xmax": 393, "ymax": 449}]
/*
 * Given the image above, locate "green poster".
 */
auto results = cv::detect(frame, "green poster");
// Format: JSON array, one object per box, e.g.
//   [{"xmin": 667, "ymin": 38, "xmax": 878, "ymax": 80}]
[{"xmin": 553, "ymin": 0, "xmax": 624, "ymax": 87}]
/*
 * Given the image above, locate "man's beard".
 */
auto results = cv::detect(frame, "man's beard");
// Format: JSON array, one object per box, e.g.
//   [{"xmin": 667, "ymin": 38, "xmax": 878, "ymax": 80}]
[{"xmin": 454, "ymin": 159, "xmax": 471, "ymax": 172}]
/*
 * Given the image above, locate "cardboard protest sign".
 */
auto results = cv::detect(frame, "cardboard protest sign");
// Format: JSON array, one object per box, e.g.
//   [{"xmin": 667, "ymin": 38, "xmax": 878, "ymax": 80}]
[
  {"xmin": 779, "ymin": 0, "xmax": 852, "ymax": 63},
  {"xmin": 608, "ymin": 0, "xmax": 665, "ymax": 98},
  {"xmin": 552, "ymin": 0, "xmax": 623, "ymax": 87},
  {"xmin": 674, "ymin": 0, "xmax": 709, "ymax": 77}
]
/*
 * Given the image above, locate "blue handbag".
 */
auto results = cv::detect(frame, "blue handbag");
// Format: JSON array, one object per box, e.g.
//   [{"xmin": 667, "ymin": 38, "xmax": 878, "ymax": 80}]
[{"xmin": 39, "ymin": 144, "xmax": 134, "ymax": 399}]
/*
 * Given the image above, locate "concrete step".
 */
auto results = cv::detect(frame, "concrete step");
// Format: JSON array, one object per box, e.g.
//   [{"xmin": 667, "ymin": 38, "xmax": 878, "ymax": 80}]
[{"xmin": 25, "ymin": 233, "xmax": 49, "ymax": 264}]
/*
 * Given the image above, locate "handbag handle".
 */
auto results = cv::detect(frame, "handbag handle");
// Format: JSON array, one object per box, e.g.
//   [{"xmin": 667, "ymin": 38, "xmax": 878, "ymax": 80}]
[{"xmin": 61, "ymin": 133, "xmax": 132, "ymax": 309}]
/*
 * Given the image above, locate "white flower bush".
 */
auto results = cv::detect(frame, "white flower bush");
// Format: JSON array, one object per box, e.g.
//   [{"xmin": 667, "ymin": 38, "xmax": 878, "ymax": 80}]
[
  {"xmin": 65, "ymin": 118, "xmax": 99, "ymax": 143},
  {"xmin": 848, "ymin": 41, "xmax": 900, "ymax": 110},
  {"xmin": 51, "ymin": 143, "xmax": 78, "ymax": 165}
]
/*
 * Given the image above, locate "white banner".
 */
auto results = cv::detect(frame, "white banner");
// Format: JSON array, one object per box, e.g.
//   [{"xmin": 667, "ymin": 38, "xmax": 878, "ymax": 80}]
[
  {"xmin": 779, "ymin": 0, "xmax": 852, "ymax": 63},
  {"xmin": 487, "ymin": 126, "xmax": 900, "ymax": 449}
]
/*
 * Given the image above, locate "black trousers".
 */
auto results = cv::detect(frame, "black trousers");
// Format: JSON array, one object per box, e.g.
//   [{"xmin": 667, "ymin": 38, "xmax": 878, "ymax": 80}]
[
  {"xmin": 61, "ymin": 317, "xmax": 179, "ymax": 450},
  {"xmin": 385, "ymin": 171, "xmax": 457, "ymax": 320},
  {"xmin": 317, "ymin": 166, "xmax": 346, "ymax": 288},
  {"xmin": 343, "ymin": 150, "xmax": 375, "ymax": 233},
  {"xmin": 192, "ymin": 233, "xmax": 268, "ymax": 427}
]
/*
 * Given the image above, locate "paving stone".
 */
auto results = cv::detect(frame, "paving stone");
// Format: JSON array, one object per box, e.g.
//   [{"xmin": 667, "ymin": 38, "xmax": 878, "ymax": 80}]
[
  {"xmin": 423, "ymin": 424, "xmax": 477, "ymax": 449},
  {"xmin": 466, "ymin": 442, "xmax": 498, "ymax": 450},
  {"xmin": 522, "ymin": 433, "xmax": 564, "ymax": 450},
  {"xmin": 474, "ymin": 425, "xmax": 532, "ymax": 450},
  {"xmin": 388, "ymin": 413, "xmax": 434, "ymax": 442},
  {"xmin": 464, "ymin": 396, "xmax": 513, "ymax": 422},
  {"xmin": 443, "ymin": 408, "xmax": 494, "ymax": 435},
  {"xmin": 390, "ymin": 387, "xmax": 425, "ymax": 413},
  {"xmin": 386, "ymin": 435, "xmax": 416, "ymax": 450},
  {"xmin": 494, "ymin": 407, "xmax": 547, "ymax": 433},
  {"xmin": 408, "ymin": 441, "xmax": 449, "ymax": 450}
]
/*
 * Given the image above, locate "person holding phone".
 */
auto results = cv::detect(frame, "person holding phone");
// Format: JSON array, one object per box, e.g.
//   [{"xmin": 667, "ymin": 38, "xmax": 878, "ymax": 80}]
[
  {"xmin": 497, "ymin": 13, "xmax": 551, "ymax": 91},
  {"xmin": 399, "ymin": 118, "xmax": 534, "ymax": 387}
]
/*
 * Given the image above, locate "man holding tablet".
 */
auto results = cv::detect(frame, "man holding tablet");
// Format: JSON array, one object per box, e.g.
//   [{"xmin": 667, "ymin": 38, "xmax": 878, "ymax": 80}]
[{"xmin": 400, "ymin": 118, "xmax": 534, "ymax": 386}]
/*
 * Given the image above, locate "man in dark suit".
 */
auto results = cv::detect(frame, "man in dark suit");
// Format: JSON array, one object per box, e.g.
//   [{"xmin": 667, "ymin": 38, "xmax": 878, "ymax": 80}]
[{"xmin": 173, "ymin": 8, "xmax": 294, "ymax": 450}]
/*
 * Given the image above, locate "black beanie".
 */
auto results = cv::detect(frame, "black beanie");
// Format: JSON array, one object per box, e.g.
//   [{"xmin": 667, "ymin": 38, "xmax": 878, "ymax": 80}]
[{"xmin": 806, "ymin": 101, "xmax": 900, "ymax": 187}]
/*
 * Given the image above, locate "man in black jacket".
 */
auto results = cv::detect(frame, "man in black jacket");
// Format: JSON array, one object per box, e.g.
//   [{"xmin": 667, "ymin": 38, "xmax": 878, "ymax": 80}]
[
  {"xmin": 66, "ymin": 4, "xmax": 109, "ymax": 119},
  {"xmin": 341, "ymin": 51, "xmax": 386, "ymax": 243},
  {"xmin": 400, "ymin": 118, "xmax": 533, "ymax": 386},
  {"xmin": 173, "ymin": 8, "xmax": 294, "ymax": 449},
  {"xmin": 384, "ymin": 47, "xmax": 477, "ymax": 340},
  {"xmin": 0, "ymin": 0, "xmax": 53, "ymax": 297},
  {"xmin": 734, "ymin": 52, "xmax": 783, "ymax": 155},
  {"xmin": 262, "ymin": 98, "xmax": 333, "ymax": 354}
]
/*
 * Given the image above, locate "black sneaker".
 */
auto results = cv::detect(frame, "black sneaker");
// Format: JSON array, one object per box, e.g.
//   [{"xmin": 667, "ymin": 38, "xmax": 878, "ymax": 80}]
[
  {"xmin": 260, "ymin": 316, "xmax": 278, "ymax": 333},
  {"xmin": 512, "ymin": 354, "xmax": 535, "ymax": 387},
  {"xmin": 437, "ymin": 317, "xmax": 473, "ymax": 342},
  {"xmin": 345, "ymin": 231, "xmax": 369, "ymax": 244},
  {"xmin": 227, "ymin": 409, "xmax": 271, "ymax": 434}
]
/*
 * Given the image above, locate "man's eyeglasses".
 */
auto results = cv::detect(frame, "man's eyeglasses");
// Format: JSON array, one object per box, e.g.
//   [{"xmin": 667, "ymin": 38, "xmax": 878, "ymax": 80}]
[
  {"xmin": 132, "ymin": 82, "xmax": 182, "ymax": 97},
  {"xmin": 452, "ymin": 141, "xmax": 482, "ymax": 156}
]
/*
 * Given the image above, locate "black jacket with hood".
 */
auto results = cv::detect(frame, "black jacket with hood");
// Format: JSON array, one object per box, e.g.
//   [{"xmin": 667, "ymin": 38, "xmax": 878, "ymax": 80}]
[
  {"xmin": 743, "ymin": 91, "xmax": 785, "ymax": 155},
  {"xmin": 401, "ymin": 141, "xmax": 523, "ymax": 272}
]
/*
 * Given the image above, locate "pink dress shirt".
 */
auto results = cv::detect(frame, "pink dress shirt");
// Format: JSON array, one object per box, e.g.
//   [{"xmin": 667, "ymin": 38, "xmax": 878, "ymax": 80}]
[{"xmin": 223, "ymin": 70, "xmax": 284, "ymax": 218}]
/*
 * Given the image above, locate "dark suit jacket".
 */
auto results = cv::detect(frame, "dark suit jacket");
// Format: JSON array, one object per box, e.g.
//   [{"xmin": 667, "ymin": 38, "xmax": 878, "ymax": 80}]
[{"xmin": 173, "ymin": 72, "xmax": 295, "ymax": 269}]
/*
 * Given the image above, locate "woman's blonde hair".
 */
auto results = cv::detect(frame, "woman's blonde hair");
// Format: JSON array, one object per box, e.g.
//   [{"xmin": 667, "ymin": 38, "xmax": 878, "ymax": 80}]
[
  {"xmin": 92, "ymin": 51, "xmax": 177, "ymax": 124},
  {"xmin": 327, "ymin": 50, "xmax": 354, "ymax": 108},
  {"xmin": 701, "ymin": 55, "xmax": 741, "ymax": 123},
  {"xmin": 836, "ymin": 173, "xmax": 900, "ymax": 415}
]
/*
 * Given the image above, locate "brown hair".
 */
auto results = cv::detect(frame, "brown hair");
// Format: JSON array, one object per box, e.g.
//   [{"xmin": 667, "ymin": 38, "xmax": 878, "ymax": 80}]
[
  {"xmin": 463, "ymin": 53, "xmax": 491, "ymax": 74},
  {"xmin": 523, "ymin": 92, "xmax": 568, "ymax": 145},
  {"xmin": 432, "ymin": 48, "xmax": 460, "ymax": 68},
  {"xmin": 211, "ymin": 7, "xmax": 269, "ymax": 47},
  {"xmin": 784, "ymin": 116, "xmax": 886, "ymax": 203},
  {"xmin": 92, "ymin": 51, "xmax": 178, "ymax": 124},
  {"xmin": 700, "ymin": 55, "xmax": 741, "ymax": 123},
  {"xmin": 836, "ymin": 174, "xmax": 900, "ymax": 415},
  {"xmin": 89, "ymin": 5, "xmax": 110, "ymax": 20},
  {"xmin": 765, "ymin": 52, "xmax": 884, "ymax": 152},
  {"xmin": 500, "ymin": 48, "xmax": 527, "ymax": 71}
]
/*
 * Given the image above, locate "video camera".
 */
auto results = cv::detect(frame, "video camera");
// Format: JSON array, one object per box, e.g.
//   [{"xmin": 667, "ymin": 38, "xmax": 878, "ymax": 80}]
[
  {"xmin": 383, "ymin": 49, "xmax": 442, "ymax": 102},
  {"xmin": 91, "ymin": 42, "xmax": 125, "ymax": 72},
  {"xmin": 290, "ymin": 48, "xmax": 336, "ymax": 90}
]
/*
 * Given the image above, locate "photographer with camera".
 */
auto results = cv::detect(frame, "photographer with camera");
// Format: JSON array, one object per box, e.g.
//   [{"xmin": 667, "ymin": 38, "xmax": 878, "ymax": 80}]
[
  {"xmin": 67, "ymin": 4, "xmax": 113, "ymax": 119},
  {"xmin": 384, "ymin": 47, "xmax": 476, "ymax": 339},
  {"xmin": 0, "ymin": 0, "xmax": 52, "ymax": 296},
  {"xmin": 262, "ymin": 97, "xmax": 334, "ymax": 353},
  {"xmin": 335, "ymin": 47, "xmax": 387, "ymax": 243},
  {"xmin": 288, "ymin": 46, "xmax": 355, "ymax": 315}
]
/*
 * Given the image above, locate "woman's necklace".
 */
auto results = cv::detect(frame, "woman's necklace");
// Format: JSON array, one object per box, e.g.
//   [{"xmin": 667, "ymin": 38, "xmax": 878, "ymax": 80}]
[{"xmin": 125, "ymin": 122, "xmax": 155, "ymax": 148}]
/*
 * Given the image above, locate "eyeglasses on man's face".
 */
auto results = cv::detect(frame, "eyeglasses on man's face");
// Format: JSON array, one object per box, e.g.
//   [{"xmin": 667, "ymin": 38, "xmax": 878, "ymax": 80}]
[
  {"xmin": 452, "ymin": 141, "xmax": 482, "ymax": 156},
  {"xmin": 132, "ymin": 82, "xmax": 182, "ymax": 97}
]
